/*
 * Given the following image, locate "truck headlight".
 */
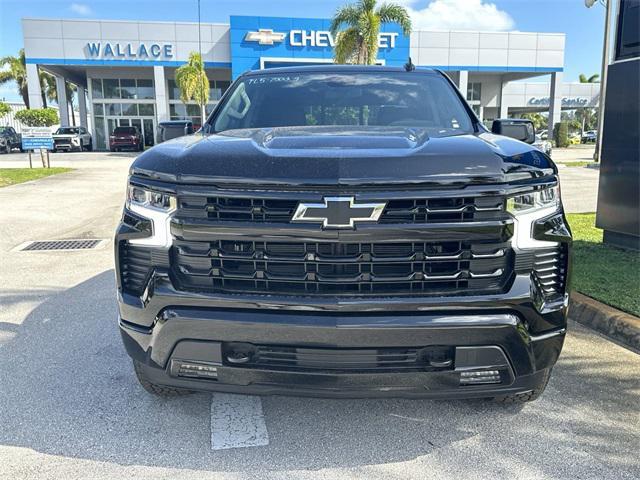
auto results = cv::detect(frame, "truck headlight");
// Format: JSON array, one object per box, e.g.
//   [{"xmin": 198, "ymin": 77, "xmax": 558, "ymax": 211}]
[
  {"xmin": 125, "ymin": 184, "xmax": 176, "ymax": 247},
  {"xmin": 127, "ymin": 185, "xmax": 177, "ymax": 211},
  {"xmin": 506, "ymin": 185, "xmax": 559, "ymax": 215},
  {"xmin": 507, "ymin": 185, "xmax": 561, "ymax": 249}
]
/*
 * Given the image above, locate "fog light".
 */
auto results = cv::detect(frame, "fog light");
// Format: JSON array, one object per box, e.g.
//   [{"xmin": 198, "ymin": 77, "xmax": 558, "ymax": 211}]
[
  {"xmin": 172, "ymin": 360, "xmax": 218, "ymax": 379},
  {"xmin": 459, "ymin": 370, "xmax": 501, "ymax": 385}
]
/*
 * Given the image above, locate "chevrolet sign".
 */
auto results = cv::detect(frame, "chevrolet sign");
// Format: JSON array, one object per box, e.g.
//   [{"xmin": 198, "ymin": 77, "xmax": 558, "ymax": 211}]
[{"xmin": 245, "ymin": 29, "xmax": 398, "ymax": 48}]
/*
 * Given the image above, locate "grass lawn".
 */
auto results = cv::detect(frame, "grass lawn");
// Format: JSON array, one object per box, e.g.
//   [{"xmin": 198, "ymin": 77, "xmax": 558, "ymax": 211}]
[
  {"xmin": 0, "ymin": 167, "xmax": 73, "ymax": 187},
  {"xmin": 567, "ymin": 213, "xmax": 640, "ymax": 316}
]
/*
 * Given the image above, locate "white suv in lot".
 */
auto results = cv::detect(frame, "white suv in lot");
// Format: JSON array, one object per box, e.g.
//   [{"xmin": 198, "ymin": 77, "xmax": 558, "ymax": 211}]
[{"xmin": 53, "ymin": 126, "xmax": 92, "ymax": 152}]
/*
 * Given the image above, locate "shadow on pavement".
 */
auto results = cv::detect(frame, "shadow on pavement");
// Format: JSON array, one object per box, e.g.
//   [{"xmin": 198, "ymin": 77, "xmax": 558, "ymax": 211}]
[{"xmin": 0, "ymin": 270, "xmax": 638, "ymax": 477}]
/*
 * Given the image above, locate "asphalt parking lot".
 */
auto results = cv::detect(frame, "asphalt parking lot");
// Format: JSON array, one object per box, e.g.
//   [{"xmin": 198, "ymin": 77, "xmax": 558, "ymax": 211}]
[{"xmin": 0, "ymin": 152, "xmax": 637, "ymax": 480}]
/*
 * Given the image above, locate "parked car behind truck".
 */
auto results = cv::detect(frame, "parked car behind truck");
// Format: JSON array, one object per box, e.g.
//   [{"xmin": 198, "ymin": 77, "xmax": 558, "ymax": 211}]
[
  {"xmin": 157, "ymin": 120, "xmax": 194, "ymax": 143},
  {"xmin": 53, "ymin": 126, "xmax": 92, "ymax": 152},
  {"xmin": 110, "ymin": 126, "xmax": 143, "ymax": 152},
  {"xmin": 116, "ymin": 66, "xmax": 571, "ymax": 404},
  {"xmin": 0, "ymin": 126, "xmax": 22, "ymax": 153}
]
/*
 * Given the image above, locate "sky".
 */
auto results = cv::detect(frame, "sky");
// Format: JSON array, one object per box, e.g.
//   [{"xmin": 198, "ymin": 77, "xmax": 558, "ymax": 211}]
[{"xmin": 0, "ymin": 0, "xmax": 605, "ymax": 102}]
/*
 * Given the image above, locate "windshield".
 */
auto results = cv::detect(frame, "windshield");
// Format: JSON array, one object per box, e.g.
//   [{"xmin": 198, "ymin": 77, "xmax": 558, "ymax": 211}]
[
  {"xmin": 114, "ymin": 127, "xmax": 137, "ymax": 135},
  {"xmin": 211, "ymin": 71, "xmax": 474, "ymax": 137},
  {"xmin": 56, "ymin": 127, "xmax": 80, "ymax": 134}
]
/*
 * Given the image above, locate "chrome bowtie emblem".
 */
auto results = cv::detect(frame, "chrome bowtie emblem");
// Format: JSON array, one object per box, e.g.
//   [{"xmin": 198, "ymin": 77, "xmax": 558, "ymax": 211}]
[
  {"xmin": 292, "ymin": 197, "xmax": 386, "ymax": 229},
  {"xmin": 245, "ymin": 29, "xmax": 286, "ymax": 45}
]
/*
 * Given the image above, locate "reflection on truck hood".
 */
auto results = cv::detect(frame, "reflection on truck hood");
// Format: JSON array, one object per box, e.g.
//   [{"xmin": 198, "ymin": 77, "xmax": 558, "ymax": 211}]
[{"xmin": 130, "ymin": 126, "xmax": 555, "ymax": 187}]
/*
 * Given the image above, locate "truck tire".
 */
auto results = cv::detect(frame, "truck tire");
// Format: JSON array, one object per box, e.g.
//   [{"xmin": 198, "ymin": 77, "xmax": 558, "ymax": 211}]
[
  {"xmin": 133, "ymin": 360, "xmax": 194, "ymax": 397},
  {"xmin": 493, "ymin": 369, "xmax": 551, "ymax": 404}
]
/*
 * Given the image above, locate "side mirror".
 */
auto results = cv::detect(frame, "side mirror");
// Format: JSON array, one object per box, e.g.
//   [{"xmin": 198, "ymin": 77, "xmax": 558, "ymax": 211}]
[{"xmin": 491, "ymin": 119, "xmax": 536, "ymax": 144}]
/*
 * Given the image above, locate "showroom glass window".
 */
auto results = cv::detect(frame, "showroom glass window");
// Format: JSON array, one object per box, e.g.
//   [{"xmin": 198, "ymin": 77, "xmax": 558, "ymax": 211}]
[
  {"xmin": 467, "ymin": 83, "xmax": 482, "ymax": 103},
  {"xmin": 89, "ymin": 78, "xmax": 156, "ymax": 150},
  {"xmin": 167, "ymin": 78, "xmax": 230, "ymax": 127}
]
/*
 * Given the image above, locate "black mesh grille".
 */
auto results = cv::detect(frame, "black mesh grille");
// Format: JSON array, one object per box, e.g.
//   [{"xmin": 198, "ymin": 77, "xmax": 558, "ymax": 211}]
[
  {"xmin": 225, "ymin": 345, "xmax": 452, "ymax": 372},
  {"xmin": 177, "ymin": 196, "xmax": 299, "ymax": 222},
  {"xmin": 171, "ymin": 239, "xmax": 512, "ymax": 296},
  {"xmin": 380, "ymin": 196, "xmax": 505, "ymax": 223},
  {"xmin": 176, "ymin": 194, "xmax": 506, "ymax": 224}
]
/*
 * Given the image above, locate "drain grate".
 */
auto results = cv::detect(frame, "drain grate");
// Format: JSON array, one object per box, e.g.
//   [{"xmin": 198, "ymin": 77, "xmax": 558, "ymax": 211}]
[{"xmin": 21, "ymin": 239, "xmax": 104, "ymax": 251}]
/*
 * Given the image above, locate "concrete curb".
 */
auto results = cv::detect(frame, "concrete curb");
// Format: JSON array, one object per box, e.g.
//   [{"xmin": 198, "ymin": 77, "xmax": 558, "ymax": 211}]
[{"xmin": 570, "ymin": 292, "xmax": 640, "ymax": 352}]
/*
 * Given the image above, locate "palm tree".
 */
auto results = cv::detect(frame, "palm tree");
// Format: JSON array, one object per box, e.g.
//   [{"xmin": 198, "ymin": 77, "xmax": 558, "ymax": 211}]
[
  {"xmin": 43, "ymin": 73, "xmax": 77, "ymax": 125},
  {"xmin": 330, "ymin": 0, "xmax": 411, "ymax": 65},
  {"xmin": 0, "ymin": 49, "xmax": 49, "ymax": 108},
  {"xmin": 579, "ymin": 73, "xmax": 600, "ymax": 83},
  {"xmin": 175, "ymin": 52, "xmax": 209, "ymax": 127}
]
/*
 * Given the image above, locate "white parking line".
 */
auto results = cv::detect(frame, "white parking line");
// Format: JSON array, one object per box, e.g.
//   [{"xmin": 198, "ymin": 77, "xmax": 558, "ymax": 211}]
[{"xmin": 210, "ymin": 393, "xmax": 269, "ymax": 450}]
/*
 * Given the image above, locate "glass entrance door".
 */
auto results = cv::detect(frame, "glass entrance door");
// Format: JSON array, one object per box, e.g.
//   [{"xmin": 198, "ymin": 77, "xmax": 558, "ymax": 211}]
[
  {"xmin": 142, "ymin": 119, "xmax": 155, "ymax": 147},
  {"xmin": 104, "ymin": 117, "xmax": 156, "ymax": 150}
]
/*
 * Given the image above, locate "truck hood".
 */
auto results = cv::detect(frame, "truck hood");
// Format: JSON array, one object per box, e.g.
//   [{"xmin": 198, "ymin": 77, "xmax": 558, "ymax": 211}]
[{"xmin": 131, "ymin": 126, "xmax": 555, "ymax": 187}]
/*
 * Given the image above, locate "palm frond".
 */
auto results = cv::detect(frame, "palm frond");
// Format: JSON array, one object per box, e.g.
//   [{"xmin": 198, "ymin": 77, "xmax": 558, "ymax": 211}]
[
  {"xmin": 376, "ymin": 3, "xmax": 412, "ymax": 34},
  {"xmin": 330, "ymin": 4, "xmax": 361, "ymax": 35},
  {"xmin": 334, "ymin": 27, "xmax": 361, "ymax": 64},
  {"xmin": 175, "ymin": 52, "xmax": 209, "ymax": 105},
  {"xmin": 359, "ymin": 0, "xmax": 378, "ymax": 12},
  {"xmin": 0, "ymin": 70, "xmax": 13, "ymax": 85}
]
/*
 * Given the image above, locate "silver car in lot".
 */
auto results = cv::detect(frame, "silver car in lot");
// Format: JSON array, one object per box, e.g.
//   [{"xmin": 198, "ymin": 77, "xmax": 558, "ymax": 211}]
[
  {"xmin": 533, "ymin": 134, "xmax": 552, "ymax": 156},
  {"xmin": 53, "ymin": 126, "xmax": 92, "ymax": 152}
]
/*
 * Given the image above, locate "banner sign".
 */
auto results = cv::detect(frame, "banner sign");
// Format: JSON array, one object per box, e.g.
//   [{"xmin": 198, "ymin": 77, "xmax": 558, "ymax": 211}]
[{"xmin": 21, "ymin": 127, "xmax": 53, "ymax": 150}]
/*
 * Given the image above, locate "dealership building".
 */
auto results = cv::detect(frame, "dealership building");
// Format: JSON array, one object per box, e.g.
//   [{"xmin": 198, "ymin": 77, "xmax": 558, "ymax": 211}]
[{"xmin": 22, "ymin": 15, "xmax": 600, "ymax": 150}]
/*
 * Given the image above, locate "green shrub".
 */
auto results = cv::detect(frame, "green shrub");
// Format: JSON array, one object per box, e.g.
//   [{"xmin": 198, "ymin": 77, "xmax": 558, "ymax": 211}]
[
  {"xmin": 0, "ymin": 101, "xmax": 10, "ymax": 117},
  {"xmin": 553, "ymin": 122, "xmax": 569, "ymax": 148},
  {"xmin": 14, "ymin": 107, "xmax": 59, "ymax": 127}
]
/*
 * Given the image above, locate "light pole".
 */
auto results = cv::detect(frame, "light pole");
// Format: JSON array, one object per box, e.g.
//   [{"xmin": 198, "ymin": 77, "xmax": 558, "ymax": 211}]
[{"xmin": 585, "ymin": 0, "xmax": 612, "ymax": 162}]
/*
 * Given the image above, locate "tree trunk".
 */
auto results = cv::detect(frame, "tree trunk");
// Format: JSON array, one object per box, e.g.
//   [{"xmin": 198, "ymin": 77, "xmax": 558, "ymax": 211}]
[
  {"xmin": 21, "ymin": 87, "xmax": 30, "ymax": 109},
  {"xmin": 201, "ymin": 104, "xmax": 206, "ymax": 131},
  {"xmin": 69, "ymin": 98, "xmax": 75, "ymax": 126}
]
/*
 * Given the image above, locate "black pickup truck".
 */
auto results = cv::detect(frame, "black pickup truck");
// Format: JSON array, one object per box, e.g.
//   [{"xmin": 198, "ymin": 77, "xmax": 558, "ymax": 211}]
[
  {"xmin": 0, "ymin": 126, "xmax": 22, "ymax": 153},
  {"xmin": 115, "ymin": 66, "xmax": 571, "ymax": 403}
]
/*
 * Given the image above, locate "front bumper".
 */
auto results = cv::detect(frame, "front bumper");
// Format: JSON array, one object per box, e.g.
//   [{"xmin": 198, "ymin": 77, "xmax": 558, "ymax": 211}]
[
  {"xmin": 110, "ymin": 140, "xmax": 138, "ymax": 149},
  {"xmin": 120, "ymin": 296, "xmax": 566, "ymax": 398}
]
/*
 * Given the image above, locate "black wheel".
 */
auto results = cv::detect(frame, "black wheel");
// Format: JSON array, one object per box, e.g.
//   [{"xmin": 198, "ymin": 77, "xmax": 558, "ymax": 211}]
[
  {"xmin": 86, "ymin": 140, "xmax": 93, "ymax": 151},
  {"xmin": 2, "ymin": 144, "xmax": 9, "ymax": 154},
  {"xmin": 133, "ymin": 360, "xmax": 194, "ymax": 397},
  {"xmin": 493, "ymin": 369, "xmax": 551, "ymax": 404},
  {"xmin": 110, "ymin": 147, "xmax": 117, "ymax": 152}
]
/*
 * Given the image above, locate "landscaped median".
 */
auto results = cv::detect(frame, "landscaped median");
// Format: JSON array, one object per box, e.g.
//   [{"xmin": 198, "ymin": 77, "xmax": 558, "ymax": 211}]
[
  {"xmin": 0, "ymin": 168, "xmax": 73, "ymax": 187},
  {"xmin": 567, "ymin": 213, "xmax": 640, "ymax": 351}
]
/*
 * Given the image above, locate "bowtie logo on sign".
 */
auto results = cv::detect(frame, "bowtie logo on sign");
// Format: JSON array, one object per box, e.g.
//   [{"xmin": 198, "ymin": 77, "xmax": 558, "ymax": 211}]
[
  {"xmin": 244, "ymin": 29, "xmax": 287, "ymax": 45},
  {"xmin": 245, "ymin": 29, "xmax": 398, "ymax": 48}
]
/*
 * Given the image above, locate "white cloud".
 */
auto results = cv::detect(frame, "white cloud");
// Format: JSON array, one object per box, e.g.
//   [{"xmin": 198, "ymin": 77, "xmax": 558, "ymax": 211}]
[
  {"xmin": 70, "ymin": 3, "xmax": 92, "ymax": 16},
  {"xmin": 399, "ymin": 0, "xmax": 515, "ymax": 31}
]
